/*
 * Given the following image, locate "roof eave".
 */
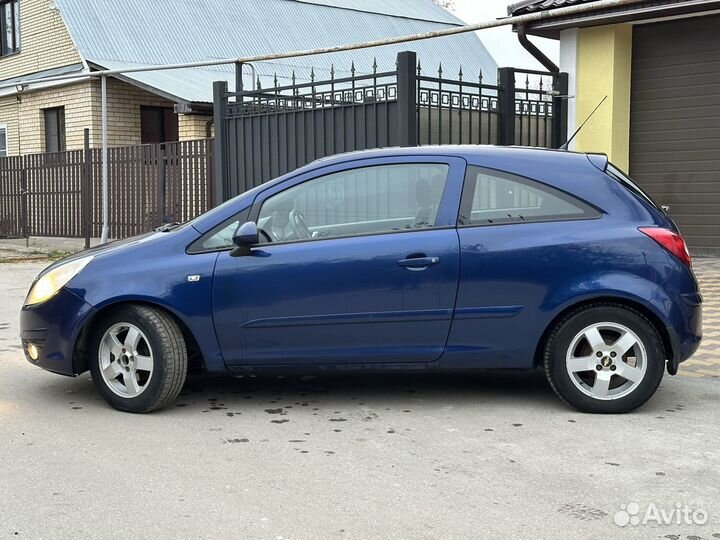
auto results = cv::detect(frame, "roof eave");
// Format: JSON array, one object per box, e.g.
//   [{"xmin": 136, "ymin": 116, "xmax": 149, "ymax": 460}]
[
  {"xmin": 513, "ymin": 0, "xmax": 720, "ymax": 39},
  {"xmin": 86, "ymin": 61, "xmax": 210, "ymax": 110},
  {"xmin": 507, "ymin": 0, "xmax": 539, "ymax": 16}
]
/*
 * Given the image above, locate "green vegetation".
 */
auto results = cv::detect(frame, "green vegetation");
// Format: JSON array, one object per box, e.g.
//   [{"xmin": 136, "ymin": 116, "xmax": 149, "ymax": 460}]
[{"xmin": 0, "ymin": 249, "xmax": 75, "ymax": 264}]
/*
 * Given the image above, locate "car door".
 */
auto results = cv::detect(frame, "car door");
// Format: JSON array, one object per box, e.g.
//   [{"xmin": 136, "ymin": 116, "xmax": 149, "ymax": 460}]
[{"xmin": 211, "ymin": 156, "xmax": 466, "ymax": 366}]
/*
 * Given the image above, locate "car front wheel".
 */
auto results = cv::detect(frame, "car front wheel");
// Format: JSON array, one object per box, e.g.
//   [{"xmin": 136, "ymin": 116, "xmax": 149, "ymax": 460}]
[
  {"xmin": 544, "ymin": 304, "xmax": 665, "ymax": 413},
  {"xmin": 88, "ymin": 304, "xmax": 187, "ymax": 413}
]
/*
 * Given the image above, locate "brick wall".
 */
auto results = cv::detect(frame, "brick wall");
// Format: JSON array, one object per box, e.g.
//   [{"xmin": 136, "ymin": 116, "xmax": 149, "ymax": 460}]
[
  {"xmin": 0, "ymin": 0, "xmax": 81, "ymax": 80},
  {"xmin": 16, "ymin": 81, "xmax": 95, "ymax": 154},
  {"xmin": 0, "ymin": 82, "xmax": 96, "ymax": 155},
  {"xmin": 99, "ymin": 78, "xmax": 175, "ymax": 147},
  {"xmin": 178, "ymin": 114, "xmax": 212, "ymax": 141},
  {"xmin": 0, "ymin": 0, "xmax": 214, "ymax": 156},
  {"xmin": 0, "ymin": 78, "xmax": 180, "ymax": 155},
  {"xmin": 0, "ymin": 96, "xmax": 20, "ymax": 156}
]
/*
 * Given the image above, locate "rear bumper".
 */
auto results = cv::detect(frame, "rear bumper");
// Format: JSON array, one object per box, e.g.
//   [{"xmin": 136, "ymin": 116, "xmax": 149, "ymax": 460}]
[
  {"xmin": 666, "ymin": 291, "xmax": 702, "ymax": 373},
  {"xmin": 20, "ymin": 287, "xmax": 96, "ymax": 376}
]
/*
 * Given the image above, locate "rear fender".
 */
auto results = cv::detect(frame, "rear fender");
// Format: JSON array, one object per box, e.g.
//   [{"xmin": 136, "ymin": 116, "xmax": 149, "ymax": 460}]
[{"xmin": 545, "ymin": 272, "xmax": 667, "ymax": 326}]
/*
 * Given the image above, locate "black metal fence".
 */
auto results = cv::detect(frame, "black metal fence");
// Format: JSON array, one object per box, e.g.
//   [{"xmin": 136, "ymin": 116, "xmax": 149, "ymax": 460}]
[{"xmin": 213, "ymin": 51, "xmax": 568, "ymax": 201}]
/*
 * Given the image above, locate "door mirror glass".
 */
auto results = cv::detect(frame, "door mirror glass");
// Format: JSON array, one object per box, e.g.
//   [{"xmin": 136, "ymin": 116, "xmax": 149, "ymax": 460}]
[{"xmin": 231, "ymin": 221, "xmax": 259, "ymax": 255}]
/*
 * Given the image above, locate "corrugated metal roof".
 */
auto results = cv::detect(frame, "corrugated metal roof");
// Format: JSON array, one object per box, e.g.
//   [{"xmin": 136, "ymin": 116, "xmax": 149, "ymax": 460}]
[
  {"xmin": 508, "ymin": 0, "xmax": 598, "ymax": 15},
  {"xmin": 292, "ymin": 0, "xmax": 464, "ymax": 24},
  {"xmin": 0, "ymin": 63, "xmax": 84, "ymax": 85},
  {"xmin": 54, "ymin": 0, "xmax": 497, "ymax": 103},
  {"xmin": 90, "ymin": 60, "xmax": 235, "ymax": 104}
]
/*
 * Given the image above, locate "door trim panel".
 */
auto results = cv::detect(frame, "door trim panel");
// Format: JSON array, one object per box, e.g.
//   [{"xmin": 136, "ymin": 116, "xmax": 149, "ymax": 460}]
[
  {"xmin": 453, "ymin": 305, "xmax": 524, "ymax": 319},
  {"xmin": 240, "ymin": 308, "xmax": 454, "ymax": 329}
]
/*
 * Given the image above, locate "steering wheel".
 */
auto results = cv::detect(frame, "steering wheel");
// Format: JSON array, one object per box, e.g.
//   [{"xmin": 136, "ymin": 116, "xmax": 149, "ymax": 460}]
[
  {"xmin": 259, "ymin": 228, "xmax": 273, "ymax": 243},
  {"xmin": 289, "ymin": 209, "xmax": 312, "ymax": 239}
]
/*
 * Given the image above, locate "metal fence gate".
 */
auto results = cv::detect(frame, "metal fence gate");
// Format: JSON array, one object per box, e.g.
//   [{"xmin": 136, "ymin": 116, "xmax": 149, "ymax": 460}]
[{"xmin": 213, "ymin": 51, "xmax": 568, "ymax": 200}]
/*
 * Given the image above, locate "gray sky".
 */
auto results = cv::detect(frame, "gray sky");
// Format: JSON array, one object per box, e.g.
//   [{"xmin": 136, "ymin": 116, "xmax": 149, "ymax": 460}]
[{"xmin": 448, "ymin": 0, "xmax": 560, "ymax": 70}]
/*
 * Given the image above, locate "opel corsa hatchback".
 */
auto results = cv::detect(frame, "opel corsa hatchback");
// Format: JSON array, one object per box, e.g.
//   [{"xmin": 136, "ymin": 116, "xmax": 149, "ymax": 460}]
[{"xmin": 20, "ymin": 146, "xmax": 702, "ymax": 413}]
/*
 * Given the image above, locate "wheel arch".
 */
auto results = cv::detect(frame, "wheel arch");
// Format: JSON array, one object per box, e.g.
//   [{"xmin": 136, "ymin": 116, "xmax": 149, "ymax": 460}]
[
  {"xmin": 533, "ymin": 296, "xmax": 674, "ymax": 368},
  {"xmin": 72, "ymin": 299, "xmax": 205, "ymax": 375}
]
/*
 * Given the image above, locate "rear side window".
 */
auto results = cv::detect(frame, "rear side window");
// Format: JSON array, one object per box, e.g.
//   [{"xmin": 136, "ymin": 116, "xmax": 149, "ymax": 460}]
[
  {"xmin": 459, "ymin": 166, "xmax": 599, "ymax": 226},
  {"xmin": 606, "ymin": 163, "xmax": 664, "ymax": 212}
]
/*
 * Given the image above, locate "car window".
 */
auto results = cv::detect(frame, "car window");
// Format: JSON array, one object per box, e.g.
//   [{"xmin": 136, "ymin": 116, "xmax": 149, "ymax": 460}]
[
  {"xmin": 606, "ymin": 163, "xmax": 664, "ymax": 212},
  {"xmin": 256, "ymin": 163, "xmax": 450, "ymax": 243},
  {"xmin": 201, "ymin": 219, "xmax": 242, "ymax": 249},
  {"xmin": 187, "ymin": 208, "xmax": 250, "ymax": 253},
  {"xmin": 460, "ymin": 166, "xmax": 597, "ymax": 226}
]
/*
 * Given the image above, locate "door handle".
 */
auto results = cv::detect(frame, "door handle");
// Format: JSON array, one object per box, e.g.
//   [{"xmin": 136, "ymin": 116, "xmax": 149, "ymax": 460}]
[{"xmin": 397, "ymin": 256, "xmax": 440, "ymax": 270}]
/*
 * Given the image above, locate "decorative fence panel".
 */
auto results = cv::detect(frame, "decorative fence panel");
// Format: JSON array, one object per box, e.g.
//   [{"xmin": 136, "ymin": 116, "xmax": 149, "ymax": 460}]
[
  {"xmin": 90, "ymin": 143, "xmax": 163, "ymax": 240},
  {"xmin": 214, "ymin": 51, "xmax": 568, "ymax": 201},
  {"xmin": 0, "ymin": 138, "xmax": 213, "ymax": 241},
  {"xmin": 217, "ymin": 67, "xmax": 401, "ymax": 199},
  {"xmin": 164, "ymin": 139, "xmax": 215, "ymax": 225},
  {"xmin": 510, "ymin": 69, "xmax": 562, "ymax": 148},
  {"xmin": 25, "ymin": 151, "xmax": 86, "ymax": 238},
  {"xmin": 0, "ymin": 155, "xmax": 27, "ymax": 239},
  {"xmin": 416, "ymin": 68, "xmax": 500, "ymax": 146},
  {"xmin": 1, "ymin": 52, "xmax": 567, "ymax": 241}
]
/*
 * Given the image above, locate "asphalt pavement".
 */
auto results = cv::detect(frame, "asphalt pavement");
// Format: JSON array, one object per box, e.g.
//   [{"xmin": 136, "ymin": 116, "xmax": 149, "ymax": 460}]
[{"xmin": 1, "ymin": 260, "xmax": 719, "ymax": 540}]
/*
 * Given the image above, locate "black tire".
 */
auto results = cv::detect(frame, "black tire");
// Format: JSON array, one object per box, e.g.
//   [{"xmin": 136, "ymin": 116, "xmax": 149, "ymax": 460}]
[
  {"xmin": 88, "ymin": 304, "xmax": 187, "ymax": 413},
  {"xmin": 544, "ymin": 303, "xmax": 665, "ymax": 414}
]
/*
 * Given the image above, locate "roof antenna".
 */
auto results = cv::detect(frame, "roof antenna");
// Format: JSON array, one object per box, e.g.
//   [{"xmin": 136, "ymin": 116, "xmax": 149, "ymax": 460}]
[{"xmin": 560, "ymin": 95, "xmax": 608, "ymax": 150}]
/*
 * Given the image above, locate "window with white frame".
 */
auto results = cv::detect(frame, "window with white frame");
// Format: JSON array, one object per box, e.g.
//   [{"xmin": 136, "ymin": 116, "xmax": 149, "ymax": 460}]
[
  {"xmin": 0, "ymin": 124, "xmax": 8, "ymax": 157},
  {"xmin": 0, "ymin": 0, "xmax": 20, "ymax": 57}
]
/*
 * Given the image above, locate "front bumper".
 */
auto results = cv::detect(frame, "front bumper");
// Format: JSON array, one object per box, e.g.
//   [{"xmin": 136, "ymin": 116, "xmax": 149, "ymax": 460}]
[{"xmin": 20, "ymin": 287, "xmax": 96, "ymax": 376}]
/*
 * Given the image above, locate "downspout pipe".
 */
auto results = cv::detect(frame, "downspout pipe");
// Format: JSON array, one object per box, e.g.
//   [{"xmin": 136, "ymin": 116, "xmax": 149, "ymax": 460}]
[
  {"xmin": 100, "ymin": 75, "xmax": 109, "ymax": 244},
  {"xmin": 517, "ymin": 24, "xmax": 560, "ymax": 73}
]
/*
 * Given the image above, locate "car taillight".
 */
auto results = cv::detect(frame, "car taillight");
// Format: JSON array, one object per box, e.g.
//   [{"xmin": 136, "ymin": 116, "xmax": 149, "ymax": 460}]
[{"xmin": 639, "ymin": 227, "xmax": 692, "ymax": 267}]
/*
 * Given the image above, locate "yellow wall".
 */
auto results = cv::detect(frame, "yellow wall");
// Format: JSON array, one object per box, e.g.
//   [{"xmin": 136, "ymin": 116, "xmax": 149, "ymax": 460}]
[
  {"xmin": 178, "ymin": 114, "xmax": 212, "ymax": 141},
  {"xmin": 0, "ymin": 81, "xmax": 96, "ymax": 155},
  {"xmin": 0, "ymin": 0, "xmax": 81, "ymax": 80},
  {"xmin": 0, "ymin": 79, "xmax": 176, "ymax": 155},
  {"xmin": 574, "ymin": 24, "xmax": 633, "ymax": 170},
  {"xmin": 98, "ymin": 78, "xmax": 176, "ymax": 148}
]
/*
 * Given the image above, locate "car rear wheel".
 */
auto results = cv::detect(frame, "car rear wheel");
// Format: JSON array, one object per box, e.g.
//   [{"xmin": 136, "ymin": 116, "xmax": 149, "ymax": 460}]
[
  {"xmin": 544, "ymin": 304, "xmax": 665, "ymax": 413},
  {"xmin": 88, "ymin": 304, "xmax": 187, "ymax": 413}
]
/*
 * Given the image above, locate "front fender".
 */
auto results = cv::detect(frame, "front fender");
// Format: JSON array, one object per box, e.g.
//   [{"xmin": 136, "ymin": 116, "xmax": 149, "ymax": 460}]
[{"xmin": 65, "ymin": 231, "xmax": 226, "ymax": 373}]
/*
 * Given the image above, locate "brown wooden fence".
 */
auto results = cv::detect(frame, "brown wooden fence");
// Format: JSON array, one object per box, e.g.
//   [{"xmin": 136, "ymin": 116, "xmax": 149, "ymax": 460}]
[{"xmin": 0, "ymin": 138, "xmax": 214, "ymax": 241}]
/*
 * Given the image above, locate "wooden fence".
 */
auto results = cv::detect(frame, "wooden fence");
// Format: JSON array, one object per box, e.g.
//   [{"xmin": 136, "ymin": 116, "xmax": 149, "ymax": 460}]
[{"xmin": 0, "ymin": 138, "xmax": 214, "ymax": 241}]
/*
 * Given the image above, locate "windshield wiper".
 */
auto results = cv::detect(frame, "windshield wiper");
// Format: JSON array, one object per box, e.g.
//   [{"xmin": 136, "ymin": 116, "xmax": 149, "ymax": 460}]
[{"xmin": 155, "ymin": 222, "xmax": 182, "ymax": 232}]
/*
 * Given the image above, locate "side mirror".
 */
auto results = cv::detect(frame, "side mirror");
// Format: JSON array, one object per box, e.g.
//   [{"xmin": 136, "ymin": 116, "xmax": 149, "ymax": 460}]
[{"xmin": 231, "ymin": 221, "xmax": 259, "ymax": 256}]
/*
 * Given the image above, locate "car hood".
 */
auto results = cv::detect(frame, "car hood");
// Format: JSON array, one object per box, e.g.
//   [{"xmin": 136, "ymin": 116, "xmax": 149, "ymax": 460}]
[{"xmin": 38, "ymin": 230, "xmax": 174, "ymax": 276}]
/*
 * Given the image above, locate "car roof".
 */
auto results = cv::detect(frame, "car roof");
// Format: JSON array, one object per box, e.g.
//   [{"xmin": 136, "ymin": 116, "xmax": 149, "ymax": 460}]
[
  {"xmin": 308, "ymin": 144, "xmax": 605, "ymax": 169},
  {"xmin": 191, "ymin": 145, "xmax": 612, "ymax": 234}
]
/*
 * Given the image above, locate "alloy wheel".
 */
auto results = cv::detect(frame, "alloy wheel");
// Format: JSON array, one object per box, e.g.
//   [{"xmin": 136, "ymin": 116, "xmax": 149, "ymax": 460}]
[
  {"xmin": 98, "ymin": 322, "xmax": 154, "ymax": 398},
  {"xmin": 565, "ymin": 322, "xmax": 647, "ymax": 401}
]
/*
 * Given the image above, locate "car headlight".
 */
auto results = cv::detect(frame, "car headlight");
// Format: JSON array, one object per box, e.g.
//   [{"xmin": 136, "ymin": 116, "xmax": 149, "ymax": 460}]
[{"xmin": 24, "ymin": 256, "xmax": 94, "ymax": 307}]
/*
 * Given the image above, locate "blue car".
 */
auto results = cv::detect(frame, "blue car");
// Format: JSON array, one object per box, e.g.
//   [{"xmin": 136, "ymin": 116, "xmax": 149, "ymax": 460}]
[{"xmin": 20, "ymin": 146, "xmax": 702, "ymax": 413}]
